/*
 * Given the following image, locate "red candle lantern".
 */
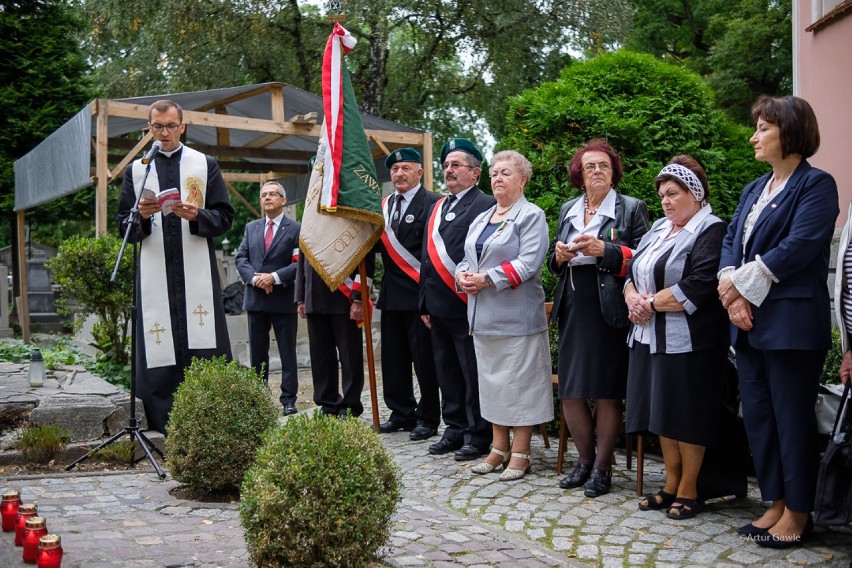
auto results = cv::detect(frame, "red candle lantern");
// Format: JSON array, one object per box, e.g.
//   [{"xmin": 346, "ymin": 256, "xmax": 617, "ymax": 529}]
[
  {"xmin": 1, "ymin": 489, "xmax": 22, "ymax": 531},
  {"xmin": 22, "ymin": 516, "xmax": 47, "ymax": 564},
  {"xmin": 36, "ymin": 534, "xmax": 63, "ymax": 568},
  {"xmin": 15, "ymin": 503, "xmax": 38, "ymax": 546}
]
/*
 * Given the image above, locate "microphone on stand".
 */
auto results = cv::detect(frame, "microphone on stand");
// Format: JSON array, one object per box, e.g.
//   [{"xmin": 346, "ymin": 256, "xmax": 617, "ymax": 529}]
[{"xmin": 141, "ymin": 140, "xmax": 163, "ymax": 164}]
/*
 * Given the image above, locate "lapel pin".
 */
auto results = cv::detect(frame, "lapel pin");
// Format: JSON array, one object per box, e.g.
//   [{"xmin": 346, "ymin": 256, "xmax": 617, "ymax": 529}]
[
  {"xmin": 445, "ymin": 212, "xmax": 456, "ymax": 221},
  {"xmin": 404, "ymin": 214, "xmax": 415, "ymax": 223}
]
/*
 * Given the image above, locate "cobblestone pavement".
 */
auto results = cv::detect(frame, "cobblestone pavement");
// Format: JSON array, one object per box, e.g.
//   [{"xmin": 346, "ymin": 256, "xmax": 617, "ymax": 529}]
[{"xmin": 2, "ymin": 366, "xmax": 851, "ymax": 567}]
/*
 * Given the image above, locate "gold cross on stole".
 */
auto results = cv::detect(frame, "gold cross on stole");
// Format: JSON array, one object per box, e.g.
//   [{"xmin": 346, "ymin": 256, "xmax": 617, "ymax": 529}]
[
  {"xmin": 148, "ymin": 322, "xmax": 167, "ymax": 345},
  {"xmin": 193, "ymin": 304, "xmax": 209, "ymax": 326}
]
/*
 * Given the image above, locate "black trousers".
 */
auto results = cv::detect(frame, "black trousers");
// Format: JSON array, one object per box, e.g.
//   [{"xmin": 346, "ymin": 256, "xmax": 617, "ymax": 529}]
[
  {"xmin": 247, "ymin": 311, "xmax": 298, "ymax": 405},
  {"xmin": 306, "ymin": 313, "xmax": 365, "ymax": 417},
  {"xmin": 381, "ymin": 310, "xmax": 440, "ymax": 428},
  {"xmin": 735, "ymin": 335, "xmax": 825, "ymax": 513},
  {"xmin": 430, "ymin": 314, "xmax": 491, "ymax": 448}
]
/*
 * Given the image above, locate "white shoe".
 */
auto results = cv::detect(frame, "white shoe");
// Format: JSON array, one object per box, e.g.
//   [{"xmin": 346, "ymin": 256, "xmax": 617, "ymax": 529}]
[
  {"xmin": 499, "ymin": 453, "xmax": 531, "ymax": 481},
  {"xmin": 470, "ymin": 448, "xmax": 510, "ymax": 474}
]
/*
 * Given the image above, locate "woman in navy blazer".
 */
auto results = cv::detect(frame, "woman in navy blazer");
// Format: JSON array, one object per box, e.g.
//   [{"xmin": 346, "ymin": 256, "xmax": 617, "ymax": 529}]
[{"xmin": 718, "ymin": 96, "xmax": 838, "ymax": 548}]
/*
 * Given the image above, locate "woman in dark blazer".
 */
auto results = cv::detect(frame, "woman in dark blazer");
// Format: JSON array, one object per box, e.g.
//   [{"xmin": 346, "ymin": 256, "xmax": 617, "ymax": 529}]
[
  {"xmin": 548, "ymin": 139, "xmax": 649, "ymax": 497},
  {"xmin": 718, "ymin": 95, "xmax": 838, "ymax": 548}
]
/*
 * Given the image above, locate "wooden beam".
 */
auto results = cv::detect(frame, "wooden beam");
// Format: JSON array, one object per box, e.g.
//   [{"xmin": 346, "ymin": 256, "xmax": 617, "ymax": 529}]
[
  {"xmin": 192, "ymin": 83, "xmax": 283, "ymax": 113},
  {"xmin": 106, "ymin": 101, "xmax": 322, "ymax": 137},
  {"xmin": 110, "ymin": 132, "xmax": 153, "ymax": 179},
  {"xmin": 422, "ymin": 131, "xmax": 434, "ymax": 191},
  {"xmin": 105, "ymin": 137, "xmax": 315, "ymax": 162},
  {"xmin": 16, "ymin": 211, "xmax": 29, "ymax": 343},
  {"xmin": 215, "ymin": 106, "xmax": 230, "ymax": 147},
  {"xmin": 370, "ymin": 135, "xmax": 391, "ymax": 157},
  {"xmin": 270, "ymin": 85, "xmax": 285, "ymax": 122},
  {"xmin": 290, "ymin": 112, "xmax": 317, "ymax": 124},
  {"xmin": 95, "ymin": 99, "xmax": 110, "ymax": 235},
  {"xmin": 222, "ymin": 172, "xmax": 292, "ymax": 182},
  {"xmin": 106, "ymin": 101, "xmax": 425, "ymax": 145},
  {"xmin": 224, "ymin": 180, "xmax": 261, "ymax": 218}
]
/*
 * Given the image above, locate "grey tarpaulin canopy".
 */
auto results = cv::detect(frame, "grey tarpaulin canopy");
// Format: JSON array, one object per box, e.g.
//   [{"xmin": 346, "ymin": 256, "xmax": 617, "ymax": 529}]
[{"xmin": 12, "ymin": 82, "xmax": 433, "ymax": 341}]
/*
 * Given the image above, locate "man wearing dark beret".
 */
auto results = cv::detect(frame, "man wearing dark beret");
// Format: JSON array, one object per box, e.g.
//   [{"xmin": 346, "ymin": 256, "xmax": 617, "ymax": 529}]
[
  {"xmin": 420, "ymin": 138, "xmax": 496, "ymax": 460},
  {"xmin": 377, "ymin": 148, "xmax": 442, "ymax": 441}
]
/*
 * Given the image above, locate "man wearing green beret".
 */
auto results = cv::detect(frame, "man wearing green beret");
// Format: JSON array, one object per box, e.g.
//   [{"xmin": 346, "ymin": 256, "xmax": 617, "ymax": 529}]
[
  {"xmin": 420, "ymin": 138, "xmax": 497, "ymax": 460},
  {"xmin": 377, "ymin": 148, "xmax": 442, "ymax": 441}
]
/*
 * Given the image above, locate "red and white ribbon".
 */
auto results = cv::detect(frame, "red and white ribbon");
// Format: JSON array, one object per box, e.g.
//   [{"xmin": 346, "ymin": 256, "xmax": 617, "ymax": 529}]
[
  {"xmin": 320, "ymin": 23, "xmax": 357, "ymax": 210},
  {"xmin": 426, "ymin": 197, "xmax": 466, "ymax": 303},
  {"xmin": 380, "ymin": 194, "xmax": 421, "ymax": 283}
]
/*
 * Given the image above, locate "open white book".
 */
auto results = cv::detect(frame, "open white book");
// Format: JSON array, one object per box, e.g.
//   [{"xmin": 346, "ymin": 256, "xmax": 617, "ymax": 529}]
[{"xmin": 142, "ymin": 188, "xmax": 181, "ymax": 216}]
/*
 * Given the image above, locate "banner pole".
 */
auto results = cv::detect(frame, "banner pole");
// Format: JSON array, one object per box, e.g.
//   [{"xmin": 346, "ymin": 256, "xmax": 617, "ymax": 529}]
[{"xmin": 360, "ymin": 258, "xmax": 380, "ymax": 431}]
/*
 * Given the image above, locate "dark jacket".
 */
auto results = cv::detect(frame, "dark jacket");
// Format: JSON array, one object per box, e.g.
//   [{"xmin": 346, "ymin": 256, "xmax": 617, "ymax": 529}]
[
  {"xmin": 235, "ymin": 216, "xmax": 300, "ymax": 314},
  {"xmin": 377, "ymin": 186, "xmax": 441, "ymax": 312},
  {"xmin": 419, "ymin": 187, "xmax": 496, "ymax": 319},
  {"xmin": 548, "ymin": 193, "xmax": 649, "ymax": 328},
  {"xmin": 719, "ymin": 159, "xmax": 838, "ymax": 350}
]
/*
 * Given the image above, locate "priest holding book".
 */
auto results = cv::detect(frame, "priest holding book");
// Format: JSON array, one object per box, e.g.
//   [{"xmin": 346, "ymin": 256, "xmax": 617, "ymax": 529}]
[{"xmin": 117, "ymin": 99, "xmax": 235, "ymax": 434}]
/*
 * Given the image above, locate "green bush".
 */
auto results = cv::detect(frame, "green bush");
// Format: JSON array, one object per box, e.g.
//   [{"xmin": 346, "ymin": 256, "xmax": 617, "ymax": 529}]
[
  {"xmin": 240, "ymin": 413, "xmax": 402, "ymax": 567},
  {"xmin": 46, "ymin": 235, "xmax": 133, "ymax": 366},
  {"xmin": 501, "ymin": 50, "xmax": 768, "ymax": 236},
  {"xmin": 165, "ymin": 357, "xmax": 278, "ymax": 495},
  {"xmin": 822, "ymin": 327, "xmax": 843, "ymax": 386},
  {"xmin": 18, "ymin": 424, "xmax": 70, "ymax": 464}
]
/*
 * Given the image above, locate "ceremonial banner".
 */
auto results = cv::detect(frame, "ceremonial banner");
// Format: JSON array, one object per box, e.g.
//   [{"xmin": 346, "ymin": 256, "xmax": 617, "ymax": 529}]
[{"xmin": 300, "ymin": 23, "xmax": 384, "ymax": 290}]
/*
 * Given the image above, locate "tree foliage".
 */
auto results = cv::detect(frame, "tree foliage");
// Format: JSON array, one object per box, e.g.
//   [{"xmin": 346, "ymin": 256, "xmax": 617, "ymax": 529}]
[
  {"xmin": 79, "ymin": 1, "xmax": 638, "ymax": 147},
  {"xmin": 501, "ymin": 51, "xmax": 768, "ymax": 229},
  {"xmin": 624, "ymin": 0, "xmax": 792, "ymax": 122},
  {"xmin": 0, "ymin": 0, "xmax": 93, "ymax": 247}
]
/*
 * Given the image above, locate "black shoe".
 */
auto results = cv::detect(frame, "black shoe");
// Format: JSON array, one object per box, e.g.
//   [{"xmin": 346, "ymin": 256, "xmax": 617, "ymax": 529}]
[
  {"xmin": 559, "ymin": 462, "xmax": 592, "ymax": 489},
  {"xmin": 454, "ymin": 444, "xmax": 487, "ymax": 461},
  {"xmin": 428, "ymin": 437, "xmax": 463, "ymax": 455},
  {"xmin": 379, "ymin": 420, "xmax": 415, "ymax": 434},
  {"xmin": 583, "ymin": 468, "xmax": 612, "ymax": 498},
  {"xmin": 282, "ymin": 402, "xmax": 298, "ymax": 416},
  {"xmin": 409, "ymin": 424, "xmax": 438, "ymax": 441},
  {"xmin": 736, "ymin": 522, "xmax": 770, "ymax": 537},
  {"xmin": 754, "ymin": 516, "xmax": 813, "ymax": 549}
]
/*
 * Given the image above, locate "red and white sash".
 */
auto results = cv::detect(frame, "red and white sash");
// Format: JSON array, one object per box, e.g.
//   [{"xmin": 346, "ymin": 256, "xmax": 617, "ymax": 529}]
[
  {"xmin": 380, "ymin": 194, "xmax": 421, "ymax": 283},
  {"xmin": 427, "ymin": 197, "xmax": 466, "ymax": 303}
]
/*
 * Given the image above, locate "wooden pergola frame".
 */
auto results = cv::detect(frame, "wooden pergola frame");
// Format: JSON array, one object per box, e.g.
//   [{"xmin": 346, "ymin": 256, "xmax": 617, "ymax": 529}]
[{"xmin": 15, "ymin": 83, "xmax": 433, "ymax": 341}]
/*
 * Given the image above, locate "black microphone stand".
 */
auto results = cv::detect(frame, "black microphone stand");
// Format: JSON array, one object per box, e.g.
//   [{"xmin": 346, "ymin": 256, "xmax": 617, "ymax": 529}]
[{"xmin": 66, "ymin": 155, "xmax": 166, "ymax": 479}]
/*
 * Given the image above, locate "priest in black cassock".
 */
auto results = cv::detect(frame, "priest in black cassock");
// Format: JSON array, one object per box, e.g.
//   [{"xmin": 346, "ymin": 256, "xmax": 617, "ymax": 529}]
[{"xmin": 118, "ymin": 99, "xmax": 235, "ymax": 434}]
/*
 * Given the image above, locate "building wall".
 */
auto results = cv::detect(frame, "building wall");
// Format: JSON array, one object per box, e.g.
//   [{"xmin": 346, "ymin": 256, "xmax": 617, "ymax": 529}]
[{"xmin": 794, "ymin": 0, "xmax": 852, "ymax": 225}]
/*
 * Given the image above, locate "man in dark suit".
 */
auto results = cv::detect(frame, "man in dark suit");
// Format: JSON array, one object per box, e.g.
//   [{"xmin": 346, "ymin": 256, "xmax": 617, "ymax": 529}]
[
  {"xmin": 420, "ymin": 138, "xmax": 496, "ymax": 461},
  {"xmin": 295, "ymin": 253, "xmax": 367, "ymax": 418},
  {"xmin": 235, "ymin": 181, "xmax": 301, "ymax": 415},
  {"xmin": 377, "ymin": 148, "xmax": 442, "ymax": 441}
]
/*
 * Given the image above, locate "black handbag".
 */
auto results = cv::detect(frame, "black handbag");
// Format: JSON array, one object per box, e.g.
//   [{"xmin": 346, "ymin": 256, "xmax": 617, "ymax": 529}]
[{"xmin": 813, "ymin": 382, "xmax": 852, "ymax": 525}]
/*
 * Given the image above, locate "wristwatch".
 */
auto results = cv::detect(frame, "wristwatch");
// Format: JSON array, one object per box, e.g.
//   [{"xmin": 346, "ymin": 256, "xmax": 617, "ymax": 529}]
[
  {"xmin": 484, "ymin": 273, "xmax": 495, "ymax": 287},
  {"xmin": 648, "ymin": 295, "xmax": 656, "ymax": 312}
]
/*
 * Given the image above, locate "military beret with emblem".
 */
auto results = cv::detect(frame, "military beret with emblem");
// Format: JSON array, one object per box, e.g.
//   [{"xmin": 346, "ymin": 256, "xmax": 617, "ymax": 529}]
[
  {"xmin": 440, "ymin": 138, "xmax": 483, "ymax": 164},
  {"xmin": 384, "ymin": 147, "xmax": 421, "ymax": 169}
]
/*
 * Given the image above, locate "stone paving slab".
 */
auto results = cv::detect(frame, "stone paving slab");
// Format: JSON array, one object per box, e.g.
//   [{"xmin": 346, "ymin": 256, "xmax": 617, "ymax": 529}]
[{"xmin": 1, "ymin": 362, "xmax": 851, "ymax": 566}]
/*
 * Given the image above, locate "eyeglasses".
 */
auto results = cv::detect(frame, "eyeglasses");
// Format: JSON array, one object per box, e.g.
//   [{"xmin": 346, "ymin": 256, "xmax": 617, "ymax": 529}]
[
  {"xmin": 260, "ymin": 190, "xmax": 283, "ymax": 199},
  {"xmin": 583, "ymin": 162, "xmax": 612, "ymax": 173},
  {"xmin": 149, "ymin": 123, "xmax": 182, "ymax": 133},
  {"xmin": 442, "ymin": 161, "xmax": 474, "ymax": 171}
]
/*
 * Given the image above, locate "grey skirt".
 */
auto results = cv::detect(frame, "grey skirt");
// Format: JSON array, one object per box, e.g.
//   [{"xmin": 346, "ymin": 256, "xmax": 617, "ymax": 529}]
[{"xmin": 474, "ymin": 331, "xmax": 554, "ymax": 427}]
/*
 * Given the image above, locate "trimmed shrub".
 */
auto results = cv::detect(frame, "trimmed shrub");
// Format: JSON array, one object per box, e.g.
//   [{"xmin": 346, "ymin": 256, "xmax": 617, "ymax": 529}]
[
  {"xmin": 46, "ymin": 235, "xmax": 133, "ymax": 366},
  {"xmin": 166, "ymin": 357, "xmax": 278, "ymax": 495},
  {"xmin": 240, "ymin": 412, "xmax": 402, "ymax": 567},
  {"xmin": 18, "ymin": 424, "xmax": 70, "ymax": 464},
  {"xmin": 501, "ymin": 50, "xmax": 768, "ymax": 237},
  {"xmin": 822, "ymin": 327, "xmax": 843, "ymax": 386}
]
